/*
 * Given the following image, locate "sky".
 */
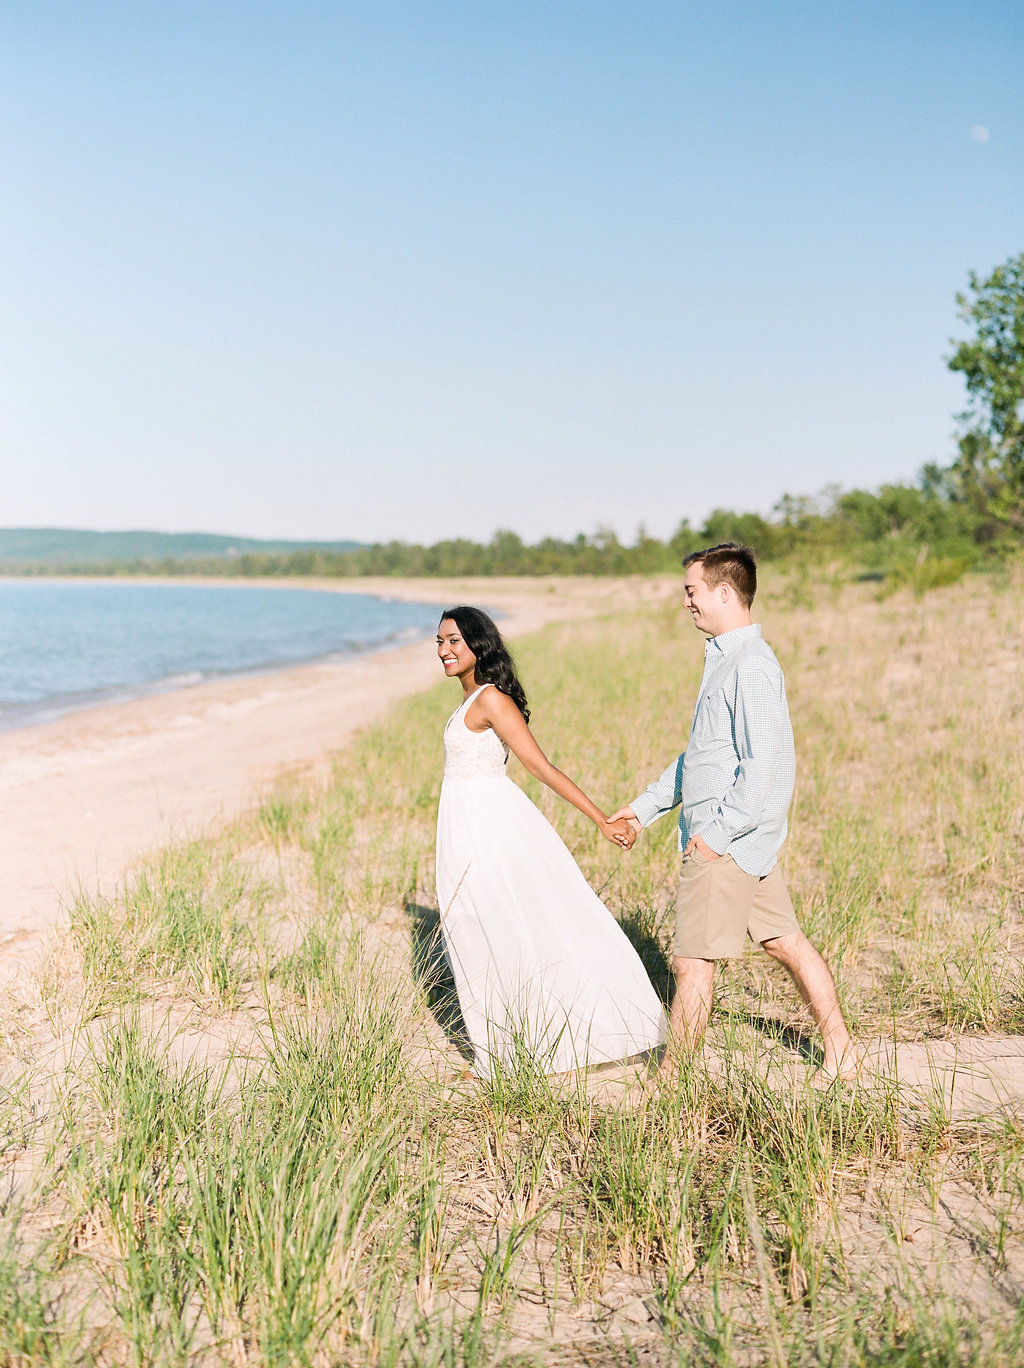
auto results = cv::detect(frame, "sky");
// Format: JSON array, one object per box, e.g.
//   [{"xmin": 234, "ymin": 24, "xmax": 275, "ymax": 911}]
[{"xmin": 1, "ymin": 1, "xmax": 1021, "ymax": 544}]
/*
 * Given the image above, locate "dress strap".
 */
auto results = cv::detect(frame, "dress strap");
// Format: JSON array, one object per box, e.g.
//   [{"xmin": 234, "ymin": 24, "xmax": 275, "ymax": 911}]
[{"xmin": 462, "ymin": 682, "xmax": 494, "ymax": 709}]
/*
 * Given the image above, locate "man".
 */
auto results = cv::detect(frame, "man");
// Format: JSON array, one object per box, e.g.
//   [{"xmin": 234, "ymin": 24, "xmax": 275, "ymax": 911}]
[{"xmin": 611, "ymin": 543, "xmax": 857, "ymax": 1083}]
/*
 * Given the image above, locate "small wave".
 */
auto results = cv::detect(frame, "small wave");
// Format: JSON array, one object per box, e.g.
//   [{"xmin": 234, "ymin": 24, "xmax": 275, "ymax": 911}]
[{"xmin": 162, "ymin": 671, "xmax": 205, "ymax": 688}]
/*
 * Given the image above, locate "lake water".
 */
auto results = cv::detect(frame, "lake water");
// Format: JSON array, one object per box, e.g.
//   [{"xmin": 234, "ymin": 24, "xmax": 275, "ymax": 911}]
[{"xmin": 0, "ymin": 581, "xmax": 447, "ymax": 731}]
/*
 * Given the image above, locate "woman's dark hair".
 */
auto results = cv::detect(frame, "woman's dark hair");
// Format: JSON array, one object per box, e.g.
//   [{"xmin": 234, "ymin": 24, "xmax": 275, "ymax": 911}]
[{"xmin": 439, "ymin": 606, "xmax": 530, "ymax": 722}]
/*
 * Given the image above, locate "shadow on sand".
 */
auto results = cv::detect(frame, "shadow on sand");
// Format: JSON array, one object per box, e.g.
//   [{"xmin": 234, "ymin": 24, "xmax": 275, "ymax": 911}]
[
  {"xmin": 740, "ymin": 1012, "xmax": 821, "ymax": 1065},
  {"xmin": 615, "ymin": 907, "xmax": 674, "ymax": 1011},
  {"xmin": 405, "ymin": 901, "xmax": 473, "ymax": 1061}
]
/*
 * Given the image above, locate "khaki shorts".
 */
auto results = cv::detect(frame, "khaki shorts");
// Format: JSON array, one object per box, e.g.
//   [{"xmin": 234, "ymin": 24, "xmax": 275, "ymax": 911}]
[{"xmin": 673, "ymin": 848, "xmax": 799, "ymax": 960}]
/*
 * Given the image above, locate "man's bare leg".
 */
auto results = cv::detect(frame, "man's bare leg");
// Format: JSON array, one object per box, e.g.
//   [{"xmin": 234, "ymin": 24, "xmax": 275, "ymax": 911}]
[
  {"xmin": 760, "ymin": 931, "xmax": 858, "ymax": 1079},
  {"xmin": 662, "ymin": 956, "xmax": 716, "ymax": 1069}
]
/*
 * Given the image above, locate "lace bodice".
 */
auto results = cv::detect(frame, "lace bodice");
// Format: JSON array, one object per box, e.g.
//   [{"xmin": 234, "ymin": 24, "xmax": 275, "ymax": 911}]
[{"xmin": 443, "ymin": 683, "xmax": 510, "ymax": 781}]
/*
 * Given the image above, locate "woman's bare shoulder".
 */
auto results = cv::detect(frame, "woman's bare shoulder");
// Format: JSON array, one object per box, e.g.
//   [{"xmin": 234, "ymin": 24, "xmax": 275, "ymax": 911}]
[{"xmin": 472, "ymin": 685, "xmax": 526, "ymax": 729}]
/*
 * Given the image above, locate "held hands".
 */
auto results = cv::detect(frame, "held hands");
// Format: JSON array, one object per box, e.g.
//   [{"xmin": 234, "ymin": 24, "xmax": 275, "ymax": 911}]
[
  {"xmin": 604, "ymin": 806, "xmax": 643, "ymax": 851},
  {"xmin": 599, "ymin": 810, "xmax": 720, "ymax": 859},
  {"xmin": 600, "ymin": 816, "xmax": 636, "ymax": 849}
]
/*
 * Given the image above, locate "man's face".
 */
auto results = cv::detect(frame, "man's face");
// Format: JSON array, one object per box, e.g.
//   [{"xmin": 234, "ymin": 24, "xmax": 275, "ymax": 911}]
[{"xmin": 683, "ymin": 562, "xmax": 727, "ymax": 636}]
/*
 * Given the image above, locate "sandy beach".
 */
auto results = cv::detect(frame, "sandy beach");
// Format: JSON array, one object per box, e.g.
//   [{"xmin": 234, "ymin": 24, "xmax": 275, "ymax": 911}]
[{"xmin": 0, "ymin": 575, "xmax": 663, "ymax": 982}]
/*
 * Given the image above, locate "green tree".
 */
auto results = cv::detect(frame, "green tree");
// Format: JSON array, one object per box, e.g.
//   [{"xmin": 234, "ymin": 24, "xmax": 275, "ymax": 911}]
[
  {"xmin": 699, "ymin": 509, "xmax": 783, "ymax": 558},
  {"xmin": 947, "ymin": 253, "xmax": 1024, "ymax": 530}
]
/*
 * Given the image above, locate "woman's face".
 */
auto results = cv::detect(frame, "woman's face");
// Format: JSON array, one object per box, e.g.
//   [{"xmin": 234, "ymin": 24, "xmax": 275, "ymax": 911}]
[{"xmin": 436, "ymin": 618, "xmax": 477, "ymax": 681}]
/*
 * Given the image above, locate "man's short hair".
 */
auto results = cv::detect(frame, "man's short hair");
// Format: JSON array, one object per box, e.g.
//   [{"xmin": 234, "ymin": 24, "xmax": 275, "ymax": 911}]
[{"xmin": 683, "ymin": 542, "xmax": 757, "ymax": 607}]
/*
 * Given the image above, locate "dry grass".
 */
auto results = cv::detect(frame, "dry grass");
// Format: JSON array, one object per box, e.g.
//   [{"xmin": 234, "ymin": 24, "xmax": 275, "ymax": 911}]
[{"xmin": 1, "ymin": 571, "xmax": 1022, "ymax": 1365}]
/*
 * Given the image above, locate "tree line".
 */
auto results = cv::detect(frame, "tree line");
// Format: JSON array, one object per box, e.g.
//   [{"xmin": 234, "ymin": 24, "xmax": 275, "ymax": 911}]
[{"xmin": 9, "ymin": 475, "xmax": 998, "ymax": 583}]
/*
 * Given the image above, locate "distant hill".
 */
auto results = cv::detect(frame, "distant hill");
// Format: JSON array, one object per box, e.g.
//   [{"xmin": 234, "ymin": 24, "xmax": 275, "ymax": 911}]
[{"xmin": 0, "ymin": 528, "xmax": 364, "ymax": 565}]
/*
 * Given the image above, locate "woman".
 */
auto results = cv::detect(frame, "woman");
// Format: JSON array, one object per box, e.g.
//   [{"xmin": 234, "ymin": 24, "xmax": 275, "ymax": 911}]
[{"xmin": 435, "ymin": 606, "xmax": 666, "ymax": 1079}]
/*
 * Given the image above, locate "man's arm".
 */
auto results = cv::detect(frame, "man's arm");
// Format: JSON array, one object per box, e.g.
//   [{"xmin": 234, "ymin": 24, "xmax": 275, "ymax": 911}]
[
  {"xmin": 698, "ymin": 663, "xmax": 786, "ymax": 854},
  {"xmin": 609, "ymin": 752, "xmax": 686, "ymax": 842}
]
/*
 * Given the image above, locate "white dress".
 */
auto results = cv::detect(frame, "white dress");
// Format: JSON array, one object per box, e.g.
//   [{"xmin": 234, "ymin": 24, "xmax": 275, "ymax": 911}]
[{"xmin": 435, "ymin": 683, "xmax": 667, "ymax": 1079}]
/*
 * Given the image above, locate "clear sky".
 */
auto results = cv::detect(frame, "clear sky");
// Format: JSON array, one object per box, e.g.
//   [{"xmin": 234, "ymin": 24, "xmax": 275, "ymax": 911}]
[{"xmin": 2, "ymin": 1, "xmax": 1021, "ymax": 543}]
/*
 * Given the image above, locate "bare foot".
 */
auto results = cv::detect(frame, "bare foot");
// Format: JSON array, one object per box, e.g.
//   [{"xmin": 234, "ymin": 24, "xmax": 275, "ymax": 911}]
[{"xmin": 809, "ymin": 1048, "xmax": 865, "ymax": 1089}]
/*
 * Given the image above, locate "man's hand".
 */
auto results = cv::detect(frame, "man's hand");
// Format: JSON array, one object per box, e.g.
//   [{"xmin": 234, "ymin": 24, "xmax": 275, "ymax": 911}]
[
  {"xmin": 600, "ymin": 816, "xmax": 636, "ymax": 849},
  {"xmin": 684, "ymin": 832, "xmax": 721, "ymax": 861}
]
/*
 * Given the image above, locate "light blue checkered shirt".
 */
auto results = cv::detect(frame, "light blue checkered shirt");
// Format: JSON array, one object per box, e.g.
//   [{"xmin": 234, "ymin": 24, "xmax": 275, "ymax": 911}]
[{"xmin": 630, "ymin": 624, "xmax": 796, "ymax": 876}]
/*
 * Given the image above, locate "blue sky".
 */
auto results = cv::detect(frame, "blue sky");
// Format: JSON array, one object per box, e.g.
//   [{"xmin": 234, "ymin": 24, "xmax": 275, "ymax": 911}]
[{"xmin": 2, "ymin": 1, "xmax": 1021, "ymax": 542}]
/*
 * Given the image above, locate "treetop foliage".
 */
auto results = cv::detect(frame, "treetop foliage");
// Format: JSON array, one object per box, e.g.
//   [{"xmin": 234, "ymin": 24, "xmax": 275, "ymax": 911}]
[{"xmin": 948, "ymin": 252, "xmax": 1024, "ymax": 530}]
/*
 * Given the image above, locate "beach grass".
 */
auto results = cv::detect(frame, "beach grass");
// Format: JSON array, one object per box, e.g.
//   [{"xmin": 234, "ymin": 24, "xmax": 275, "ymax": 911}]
[{"xmin": 2, "ymin": 571, "xmax": 1023, "ymax": 1364}]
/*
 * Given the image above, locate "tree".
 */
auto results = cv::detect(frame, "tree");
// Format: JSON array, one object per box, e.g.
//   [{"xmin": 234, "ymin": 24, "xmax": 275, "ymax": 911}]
[
  {"xmin": 947, "ymin": 253, "xmax": 1024, "ymax": 529},
  {"xmin": 699, "ymin": 509, "xmax": 781, "ymax": 558}
]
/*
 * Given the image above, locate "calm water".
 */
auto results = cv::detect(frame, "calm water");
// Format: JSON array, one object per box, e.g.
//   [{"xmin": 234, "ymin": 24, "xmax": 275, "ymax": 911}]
[{"xmin": 0, "ymin": 581, "xmax": 447, "ymax": 731}]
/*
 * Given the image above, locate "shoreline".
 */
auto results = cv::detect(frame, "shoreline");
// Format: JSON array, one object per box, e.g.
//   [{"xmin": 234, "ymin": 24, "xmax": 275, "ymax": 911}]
[
  {"xmin": 0, "ymin": 576, "xmax": 453, "ymax": 737},
  {"xmin": 0, "ymin": 575, "xmax": 672, "ymax": 983},
  {"xmin": 0, "ymin": 574, "xmax": 600, "ymax": 735}
]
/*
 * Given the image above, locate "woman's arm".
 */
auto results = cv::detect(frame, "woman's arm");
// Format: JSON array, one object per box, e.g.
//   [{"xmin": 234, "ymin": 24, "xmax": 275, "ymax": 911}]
[{"xmin": 469, "ymin": 687, "xmax": 630, "ymax": 842}]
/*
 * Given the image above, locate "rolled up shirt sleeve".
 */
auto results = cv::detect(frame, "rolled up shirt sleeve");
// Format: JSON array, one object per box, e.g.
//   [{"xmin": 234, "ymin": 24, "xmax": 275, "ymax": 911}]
[
  {"xmin": 698, "ymin": 663, "xmax": 786, "ymax": 853},
  {"xmin": 630, "ymin": 752, "xmax": 685, "ymax": 828}
]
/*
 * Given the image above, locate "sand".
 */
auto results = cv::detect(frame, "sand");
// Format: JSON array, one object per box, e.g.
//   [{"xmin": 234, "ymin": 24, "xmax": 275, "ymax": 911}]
[{"xmin": 0, "ymin": 575, "xmax": 654, "ymax": 982}]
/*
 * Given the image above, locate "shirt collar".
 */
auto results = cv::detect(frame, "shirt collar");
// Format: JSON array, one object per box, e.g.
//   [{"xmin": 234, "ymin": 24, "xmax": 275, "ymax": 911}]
[{"xmin": 704, "ymin": 623, "xmax": 762, "ymax": 658}]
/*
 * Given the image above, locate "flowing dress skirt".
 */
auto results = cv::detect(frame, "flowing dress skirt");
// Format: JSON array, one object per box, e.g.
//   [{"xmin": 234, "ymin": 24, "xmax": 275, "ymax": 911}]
[{"xmin": 436, "ymin": 773, "xmax": 666, "ymax": 1078}]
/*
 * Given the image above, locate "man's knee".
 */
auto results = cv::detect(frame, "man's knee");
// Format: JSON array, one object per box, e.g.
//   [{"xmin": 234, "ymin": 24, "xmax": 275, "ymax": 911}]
[
  {"xmin": 760, "ymin": 931, "xmax": 806, "ymax": 966},
  {"xmin": 672, "ymin": 955, "xmax": 715, "ymax": 991}
]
